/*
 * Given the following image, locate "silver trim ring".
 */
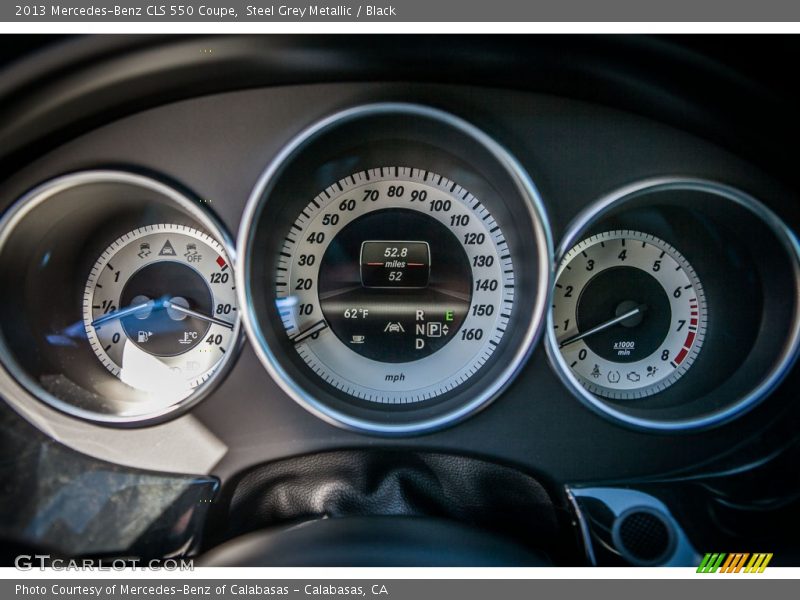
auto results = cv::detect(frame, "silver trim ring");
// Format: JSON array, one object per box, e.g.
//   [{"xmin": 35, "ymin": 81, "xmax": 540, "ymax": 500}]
[
  {"xmin": 237, "ymin": 102, "xmax": 554, "ymax": 436},
  {"xmin": 0, "ymin": 170, "xmax": 243, "ymax": 426},
  {"xmin": 545, "ymin": 177, "xmax": 800, "ymax": 432}
]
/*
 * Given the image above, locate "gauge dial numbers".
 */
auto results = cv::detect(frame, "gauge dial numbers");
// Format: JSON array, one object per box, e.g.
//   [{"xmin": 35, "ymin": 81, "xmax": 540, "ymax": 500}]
[
  {"xmin": 83, "ymin": 224, "xmax": 238, "ymax": 395},
  {"xmin": 276, "ymin": 166, "xmax": 514, "ymax": 404},
  {"xmin": 552, "ymin": 230, "xmax": 707, "ymax": 399}
]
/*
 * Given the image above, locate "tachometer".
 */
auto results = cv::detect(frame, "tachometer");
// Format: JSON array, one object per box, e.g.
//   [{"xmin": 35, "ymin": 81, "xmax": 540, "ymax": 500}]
[
  {"xmin": 552, "ymin": 230, "xmax": 707, "ymax": 399},
  {"xmin": 277, "ymin": 167, "xmax": 513, "ymax": 403}
]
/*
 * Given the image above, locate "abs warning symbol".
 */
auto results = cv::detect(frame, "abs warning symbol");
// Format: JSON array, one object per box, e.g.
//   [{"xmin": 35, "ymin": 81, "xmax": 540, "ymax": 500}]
[{"xmin": 158, "ymin": 240, "xmax": 177, "ymax": 256}]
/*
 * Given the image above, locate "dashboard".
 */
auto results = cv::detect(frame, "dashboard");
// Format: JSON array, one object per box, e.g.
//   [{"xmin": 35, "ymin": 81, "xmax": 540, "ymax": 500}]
[{"xmin": 0, "ymin": 35, "xmax": 799, "ymax": 567}]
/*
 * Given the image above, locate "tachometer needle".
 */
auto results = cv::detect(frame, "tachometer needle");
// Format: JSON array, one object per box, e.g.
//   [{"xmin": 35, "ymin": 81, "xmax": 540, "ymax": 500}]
[
  {"xmin": 558, "ymin": 304, "xmax": 647, "ymax": 348},
  {"xmin": 162, "ymin": 299, "xmax": 235, "ymax": 330}
]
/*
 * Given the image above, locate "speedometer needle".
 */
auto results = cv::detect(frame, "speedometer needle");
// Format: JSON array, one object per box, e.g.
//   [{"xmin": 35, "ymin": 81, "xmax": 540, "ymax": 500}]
[
  {"xmin": 558, "ymin": 304, "xmax": 647, "ymax": 348},
  {"xmin": 162, "ymin": 299, "xmax": 235, "ymax": 330},
  {"xmin": 290, "ymin": 319, "xmax": 329, "ymax": 344}
]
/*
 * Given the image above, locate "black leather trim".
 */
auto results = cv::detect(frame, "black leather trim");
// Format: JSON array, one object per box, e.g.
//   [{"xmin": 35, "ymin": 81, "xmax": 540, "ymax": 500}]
[{"xmin": 200, "ymin": 516, "xmax": 550, "ymax": 567}]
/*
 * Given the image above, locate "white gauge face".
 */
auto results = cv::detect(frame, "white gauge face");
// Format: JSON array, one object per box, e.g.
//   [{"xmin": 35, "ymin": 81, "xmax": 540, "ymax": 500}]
[
  {"xmin": 276, "ymin": 166, "xmax": 514, "ymax": 404},
  {"xmin": 83, "ymin": 224, "xmax": 238, "ymax": 397},
  {"xmin": 552, "ymin": 230, "xmax": 707, "ymax": 399}
]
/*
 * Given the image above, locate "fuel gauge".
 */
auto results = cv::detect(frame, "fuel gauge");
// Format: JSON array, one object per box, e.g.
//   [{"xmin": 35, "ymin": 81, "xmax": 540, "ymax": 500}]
[{"xmin": 83, "ymin": 224, "xmax": 238, "ymax": 395}]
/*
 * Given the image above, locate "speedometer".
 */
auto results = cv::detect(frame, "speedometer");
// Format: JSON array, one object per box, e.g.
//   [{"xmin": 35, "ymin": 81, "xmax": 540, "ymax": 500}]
[
  {"xmin": 277, "ymin": 167, "xmax": 513, "ymax": 403},
  {"xmin": 238, "ymin": 103, "xmax": 552, "ymax": 434}
]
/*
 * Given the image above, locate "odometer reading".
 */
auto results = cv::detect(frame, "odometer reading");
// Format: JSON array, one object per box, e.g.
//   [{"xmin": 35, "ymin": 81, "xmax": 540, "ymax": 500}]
[
  {"xmin": 360, "ymin": 241, "xmax": 430, "ymax": 288},
  {"xmin": 552, "ymin": 230, "xmax": 707, "ymax": 399},
  {"xmin": 276, "ymin": 167, "xmax": 514, "ymax": 404}
]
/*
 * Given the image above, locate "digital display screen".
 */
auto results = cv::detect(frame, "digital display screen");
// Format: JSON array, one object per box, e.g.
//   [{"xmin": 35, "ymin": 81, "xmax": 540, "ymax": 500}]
[{"xmin": 360, "ymin": 241, "xmax": 430, "ymax": 288}]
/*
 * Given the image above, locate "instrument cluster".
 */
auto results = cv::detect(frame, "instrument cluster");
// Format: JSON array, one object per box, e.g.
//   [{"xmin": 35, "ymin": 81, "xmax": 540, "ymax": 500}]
[{"xmin": 0, "ymin": 103, "xmax": 798, "ymax": 435}]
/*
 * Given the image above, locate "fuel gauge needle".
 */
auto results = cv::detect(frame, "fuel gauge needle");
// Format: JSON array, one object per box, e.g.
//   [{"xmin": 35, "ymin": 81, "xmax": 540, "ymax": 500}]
[
  {"xmin": 90, "ymin": 300, "xmax": 155, "ymax": 329},
  {"xmin": 559, "ymin": 304, "xmax": 647, "ymax": 348}
]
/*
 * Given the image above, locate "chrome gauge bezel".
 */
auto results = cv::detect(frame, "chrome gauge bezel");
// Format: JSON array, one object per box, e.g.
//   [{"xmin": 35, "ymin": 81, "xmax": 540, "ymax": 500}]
[
  {"xmin": 0, "ymin": 170, "xmax": 243, "ymax": 426},
  {"xmin": 238, "ymin": 103, "xmax": 554, "ymax": 435},
  {"xmin": 545, "ymin": 177, "xmax": 800, "ymax": 432}
]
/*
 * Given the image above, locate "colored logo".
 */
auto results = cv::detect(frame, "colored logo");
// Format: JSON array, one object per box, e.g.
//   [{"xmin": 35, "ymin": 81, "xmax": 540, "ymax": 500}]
[{"xmin": 697, "ymin": 553, "xmax": 773, "ymax": 573}]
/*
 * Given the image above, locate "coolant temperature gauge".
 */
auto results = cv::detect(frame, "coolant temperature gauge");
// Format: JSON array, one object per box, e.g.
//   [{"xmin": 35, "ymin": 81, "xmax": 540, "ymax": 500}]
[{"xmin": 83, "ymin": 224, "xmax": 238, "ymax": 395}]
